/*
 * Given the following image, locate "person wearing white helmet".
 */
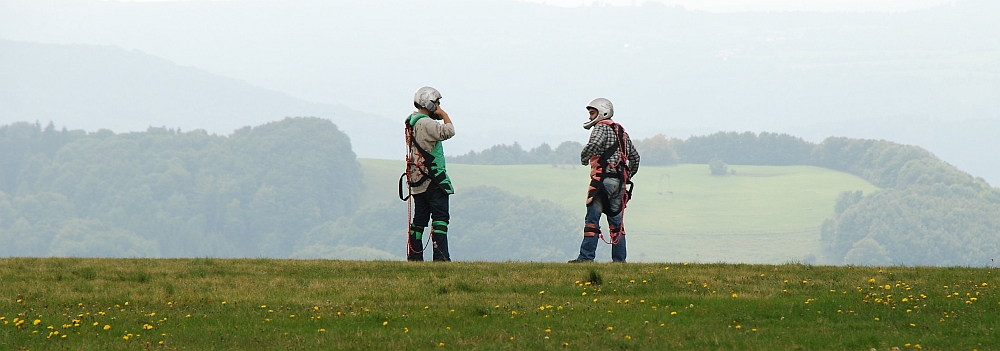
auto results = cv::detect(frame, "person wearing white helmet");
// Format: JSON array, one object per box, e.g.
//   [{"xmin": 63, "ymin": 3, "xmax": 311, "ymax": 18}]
[
  {"xmin": 569, "ymin": 98, "xmax": 640, "ymax": 263},
  {"xmin": 402, "ymin": 86, "xmax": 455, "ymax": 262}
]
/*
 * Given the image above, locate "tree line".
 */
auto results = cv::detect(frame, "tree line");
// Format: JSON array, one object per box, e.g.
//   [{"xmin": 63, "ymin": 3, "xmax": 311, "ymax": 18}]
[{"xmin": 0, "ymin": 119, "xmax": 577, "ymax": 260}]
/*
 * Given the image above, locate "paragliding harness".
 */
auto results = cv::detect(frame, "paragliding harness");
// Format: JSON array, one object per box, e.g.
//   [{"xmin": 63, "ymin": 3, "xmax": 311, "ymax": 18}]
[
  {"xmin": 586, "ymin": 120, "xmax": 635, "ymax": 245},
  {"xmin": 398, "ymin": 116, "xmax": 451, "ymax": 256}
]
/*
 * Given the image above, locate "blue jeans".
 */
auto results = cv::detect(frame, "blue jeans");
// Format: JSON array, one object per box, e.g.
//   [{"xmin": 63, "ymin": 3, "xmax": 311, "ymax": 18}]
[{"xmin": 576, "ymin": 178, "xmax": 627, "ymax": 262}]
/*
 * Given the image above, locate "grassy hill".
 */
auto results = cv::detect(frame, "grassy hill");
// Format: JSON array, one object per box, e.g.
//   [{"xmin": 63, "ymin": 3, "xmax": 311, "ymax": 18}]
[
  {"xmin": 360, "ymin": 159, "xmax": 878, "ymax": 264},
  {"xmin": 1, "ymin": 258, "xmax": 997, "ymax": 350}
]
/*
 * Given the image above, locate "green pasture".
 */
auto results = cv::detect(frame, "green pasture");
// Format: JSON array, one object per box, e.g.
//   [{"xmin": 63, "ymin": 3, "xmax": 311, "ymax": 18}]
[
  {"xmin": 360, "ymin": 159, "xmax": 878, "ymax": 264},
  {"xmin": 1, "ymin": 258, "xmax": 997, "ymax": 350}
]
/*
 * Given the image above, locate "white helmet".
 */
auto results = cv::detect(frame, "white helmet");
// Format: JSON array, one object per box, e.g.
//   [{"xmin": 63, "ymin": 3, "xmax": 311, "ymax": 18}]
[
  {"xmin": 583, "ymin": 97, "xmax": 614, "ymax": 130},
  {"xmin": 413, "ymin": 86, "xmax": 442, "ymax": 113}
]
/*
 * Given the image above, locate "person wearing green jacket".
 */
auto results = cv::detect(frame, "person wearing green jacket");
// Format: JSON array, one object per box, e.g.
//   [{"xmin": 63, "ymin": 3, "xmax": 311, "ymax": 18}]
[{"xmin": 404, "ymin": 86, "xmax": 455, "ymax": 261}]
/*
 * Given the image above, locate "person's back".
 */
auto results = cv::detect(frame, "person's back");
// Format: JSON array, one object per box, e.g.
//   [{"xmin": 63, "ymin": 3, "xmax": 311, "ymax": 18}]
[
  {"xmin": 403, "ymin": 86, "xmax": 455, "ymax": 262},
  {"xmin": 569, "ymin": 98, "xmax": 640, "ymax": 263}
]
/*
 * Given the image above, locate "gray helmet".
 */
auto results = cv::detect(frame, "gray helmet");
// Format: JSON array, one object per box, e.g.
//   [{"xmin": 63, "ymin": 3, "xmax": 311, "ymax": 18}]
[
  {"xmin": 583, "ymin": 97, "xmax": 614, "ymax": 130},
  {"xmin": 414, "ymin": 86, "xmax": 442, "ymax": 113}
]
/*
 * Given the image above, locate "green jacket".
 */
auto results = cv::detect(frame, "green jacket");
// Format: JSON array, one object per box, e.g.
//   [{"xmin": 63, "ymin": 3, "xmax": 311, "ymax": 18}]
[{"xmin": 407, "ymin": 113, "xmax": 455, "ymax": 195}]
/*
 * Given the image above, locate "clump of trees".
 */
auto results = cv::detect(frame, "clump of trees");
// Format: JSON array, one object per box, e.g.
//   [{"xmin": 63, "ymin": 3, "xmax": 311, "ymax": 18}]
[
  {"xmin": 815, "ymin": 138, "xmax": 1000, "ymax": 266},
  {"xmin": 0, "ymin": 118, "xmax": 362, "ymax": 258}
]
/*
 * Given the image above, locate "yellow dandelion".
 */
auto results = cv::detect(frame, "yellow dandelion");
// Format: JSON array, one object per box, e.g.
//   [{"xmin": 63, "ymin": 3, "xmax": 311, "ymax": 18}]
[
  {"xmin": 33, "ymin": 319, "xmax": 41, "ymax": 326},
  {"xmin": 545, "ymin": 327, "xmax": 552, "ymax": 333},
  {"xmin": 158, "ymin": 340, "xmax": 164, "ymax": 345},
  {"xmin": 319, "ymin": 328, "xmax": 326, "ymax": 332},
  {"xmin": 438, "ymin": 342, "xmax": 445, "ymax": 347},
  {"xmin": 103, "ymin": 325, "xmax": 111, "ymax": 331},
  {"xmin": 606, "ymin": 326, "xmax": 613, "ymax": 331},
  {"xmin": 671, "ymin": 311, "xmax": 677, "ymax": 315},
  {"xmin": 539, "ymin": 290, "xmax": 545, "ymax": 295},
  {"xmin": 313, "ymin": 306, "xmax": 319, "ymax": 311},
  {"xmin": 874, "ymin": 317, "xmax": 880, "ymax": 321},
  {"xmin": 731, "ymin": 293, "xmax": 738, "ymax": 298},
  {"xmin": 660, "ymin": 323, "xmax": 665, "ymax": 327},
  {"xmin": 624, "ymin": 335, "xmax": 631, "ymax": 340},
  {"xmin": 563, "ymin": 342, "xmax": 569, "ymax": 347},
  {"xmin": 382, "ymin": 321, "xmax": 388, "ymax": 326}
]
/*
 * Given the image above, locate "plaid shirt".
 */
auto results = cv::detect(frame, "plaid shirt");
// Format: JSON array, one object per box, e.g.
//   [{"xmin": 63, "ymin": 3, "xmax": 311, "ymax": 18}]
[{"xmin": 580, "ymin": 122, "xmax": 640, "ymax": 176}]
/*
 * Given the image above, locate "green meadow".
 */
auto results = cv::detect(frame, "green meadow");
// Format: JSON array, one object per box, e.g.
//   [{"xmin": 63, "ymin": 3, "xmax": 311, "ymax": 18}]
[
  {"xmin": 360, "ymin": 159, "xmax": 878, "ymax": 263},
  {"xmin": 1, "ymin": 258, "xmax": 997, "ymax": 350}
]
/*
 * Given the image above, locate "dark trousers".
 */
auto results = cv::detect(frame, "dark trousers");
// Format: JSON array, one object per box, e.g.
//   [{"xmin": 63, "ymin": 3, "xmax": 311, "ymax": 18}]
[{"xmin": 409, "ymin": 187, "xmax": 451, "ymax": 261}]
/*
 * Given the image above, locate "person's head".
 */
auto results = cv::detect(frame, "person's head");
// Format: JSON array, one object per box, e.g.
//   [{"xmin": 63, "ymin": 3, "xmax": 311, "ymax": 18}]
[
  {"xmin": 583, "ymin": 98, "xmax": 614, "ymax": 129},
  {"xmin": 413, "ymin": 86, "xmax": 442, "ymax": 118}
]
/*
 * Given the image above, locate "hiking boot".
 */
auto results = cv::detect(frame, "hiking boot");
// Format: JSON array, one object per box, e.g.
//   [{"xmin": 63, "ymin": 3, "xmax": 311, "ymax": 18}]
[{"xmin": 568, "ymin": 258, "xmax": 594, "ymax": 263}]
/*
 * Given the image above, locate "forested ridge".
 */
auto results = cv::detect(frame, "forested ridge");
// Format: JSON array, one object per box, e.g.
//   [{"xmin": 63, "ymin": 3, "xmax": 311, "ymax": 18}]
[
  {"xmin": 456, "ymin": 132, "xmax": 1000, "ymax": 265},
  {"xmin": 0, "ymin": 119, "xmax": 578, "ymax": 260},
  {"xmin": 0, "ymin": 118, "xmax": 362, "ymax": 258},
  {"xmin": 5, "ymin": 120, "xmax": 998, "ymax": 264}
]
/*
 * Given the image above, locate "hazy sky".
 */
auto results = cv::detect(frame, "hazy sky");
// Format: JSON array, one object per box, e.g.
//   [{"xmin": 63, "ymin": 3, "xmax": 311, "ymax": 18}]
[
  {"xmin": 4, "ymin": 0, "xmax": 998, "ymax": 182},
  {"xmin": 118, "ymin": 0, "xmax": 958, "ymax": 12},
  {"xmin": 515, "ymin": 0, "xmax": 956, "ymax": 12}
]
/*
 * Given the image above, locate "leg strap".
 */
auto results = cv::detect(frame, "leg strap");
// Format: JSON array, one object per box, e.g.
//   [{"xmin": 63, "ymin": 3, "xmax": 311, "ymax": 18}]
[
  {"xmin": 584, "ymin": 223, "xmax": 600, "ymax": 237},
  {"xmin": 432, "ymin": 220, "xmax": 448, "ymax": 235},
  {"xmin": 409, "ymin": 223, "xmax": 425, "ymax": 240}
]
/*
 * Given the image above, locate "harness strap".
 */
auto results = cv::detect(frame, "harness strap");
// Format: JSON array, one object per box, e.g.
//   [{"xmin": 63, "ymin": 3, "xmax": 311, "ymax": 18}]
[{"xmin": 404, "ymin": 119, "xmax": 451, "ymax": 193}]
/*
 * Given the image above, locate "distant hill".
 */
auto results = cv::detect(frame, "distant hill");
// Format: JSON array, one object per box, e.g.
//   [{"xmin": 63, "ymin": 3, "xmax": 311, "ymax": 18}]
[{"xmin": 0, "ymin": 39, "xmax": 399, "ymax": 158}]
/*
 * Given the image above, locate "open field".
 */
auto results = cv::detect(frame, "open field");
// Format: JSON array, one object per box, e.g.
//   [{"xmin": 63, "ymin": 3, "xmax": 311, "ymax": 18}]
[
  {"xmin": 360, "ymin": 159, "xmax": 879, "ymax": 263},
  {"xmin": 1, "ymin": 258, "xmax": 997, "ymax": 350}
]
